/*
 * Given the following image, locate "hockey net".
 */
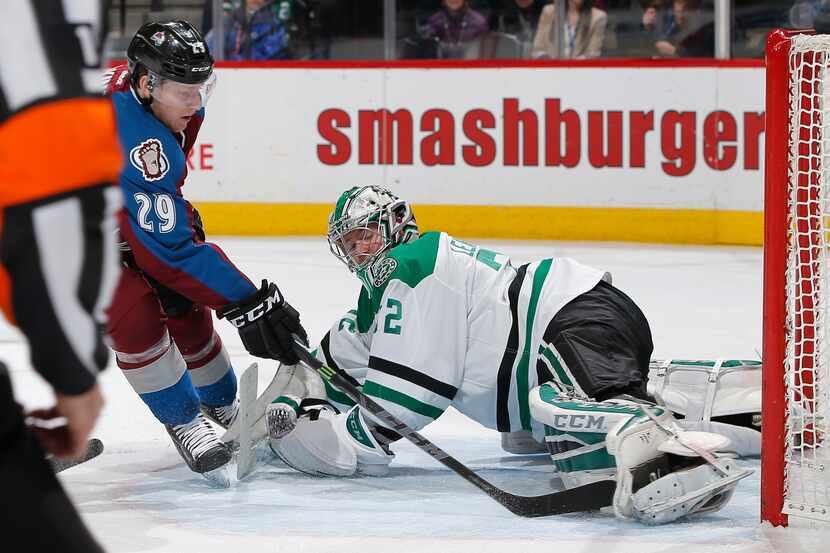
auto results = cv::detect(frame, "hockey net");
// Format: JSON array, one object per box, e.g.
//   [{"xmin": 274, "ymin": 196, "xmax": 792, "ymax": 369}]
[{"xmin": 763, "ymin": 30, "xmax": 830, "ymax": 526}]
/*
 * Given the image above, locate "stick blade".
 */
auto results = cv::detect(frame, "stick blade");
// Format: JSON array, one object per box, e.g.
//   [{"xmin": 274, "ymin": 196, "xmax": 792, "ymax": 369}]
[
  {"xmin": 502, "ymin": 479, "xmax": 616, "ymax": 517},
  {"xmin": 50, "ymin": 438, "xmax": 104, "ymax": 473},
  {"xmin": 236, "ymin": 363, "xmax": 258, "ymax": 480}
]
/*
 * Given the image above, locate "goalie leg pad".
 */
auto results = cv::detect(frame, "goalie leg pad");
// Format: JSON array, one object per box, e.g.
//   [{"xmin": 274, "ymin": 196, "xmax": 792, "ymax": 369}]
[
  {"xmin": 631, "ymin": 458, "xmax": 747, "ymax": 525},
  {"xmin": 647, "ymin": 359, "xmax": 761, "ymax": 457},
  {"xmin": 500, "ymin": 430, "xmax": 547, "ymax": 455},
  {"xmin": 647, "ymin": 359, "xmax": 761, "ymax": 422},
  {"xmin": 604, "ymin": 405, "xmax": 673, "ymax": 519},
  {"xmin": 529, "ymin": 383, "xmax": 662, "ymax": 488},
  {"xmin": 676, "ymin": 419, "xmax": 761, "ymax": 458}
]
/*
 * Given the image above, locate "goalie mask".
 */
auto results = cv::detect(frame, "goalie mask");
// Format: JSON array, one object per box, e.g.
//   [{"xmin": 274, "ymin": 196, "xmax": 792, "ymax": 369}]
[{"xmin": 327, "ymin": 186, "xmax": 419, "ymax": 283}]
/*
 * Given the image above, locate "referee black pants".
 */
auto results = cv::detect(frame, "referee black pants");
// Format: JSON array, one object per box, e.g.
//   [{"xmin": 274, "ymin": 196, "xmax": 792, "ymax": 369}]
[{"xmin": 0, "ymin": 365, "xmax": 105, "ymax": 552}]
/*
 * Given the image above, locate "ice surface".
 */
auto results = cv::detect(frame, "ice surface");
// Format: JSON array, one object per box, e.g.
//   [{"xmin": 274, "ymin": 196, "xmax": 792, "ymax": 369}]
[{"xmin": 4, "ymin": 236, "xmax": 829, "ymax": 552}]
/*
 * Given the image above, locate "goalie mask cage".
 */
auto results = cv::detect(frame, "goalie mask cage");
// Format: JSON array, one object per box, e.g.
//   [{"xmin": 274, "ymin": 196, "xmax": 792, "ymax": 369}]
[{"xmin": 763, "ymin": 29, "xmax": 830, "ymax": 526}]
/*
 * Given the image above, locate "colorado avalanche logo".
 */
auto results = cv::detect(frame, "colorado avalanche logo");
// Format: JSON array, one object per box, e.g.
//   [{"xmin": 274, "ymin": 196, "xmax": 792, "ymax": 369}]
[
  {"xmin": 130, "ymin": 139, "xmax": 170, "ymax": 182},
  {"xmin": 151, "ymin": 31, "xmax": 165, "ymax": 46}
]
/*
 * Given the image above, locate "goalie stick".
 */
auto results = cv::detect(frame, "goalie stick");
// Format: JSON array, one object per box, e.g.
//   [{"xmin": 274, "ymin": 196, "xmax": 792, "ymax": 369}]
[
  {"xmin": 221, "ymin": 364, "xmax": 299, "ymax": 445},
  {"xmin": 291, "ymin": 339, "xmax": 615, "ymax": 518},
  {"xmin": 48, "ymin": 438, "xmax": 104, "ymax": 473},
  {"xmin": 235, "ymin": 363, "xmax": 258, "ymax": 480}
]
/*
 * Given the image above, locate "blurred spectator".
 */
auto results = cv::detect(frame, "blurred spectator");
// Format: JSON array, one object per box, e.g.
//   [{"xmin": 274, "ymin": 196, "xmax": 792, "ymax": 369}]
[
  {"xmin": 496, "ymin": 0, "xmax": 545, "ymax": 47},
  {"xmin": 789, "ymin": 0, "xmax": 830, "ymax": 27},
  {"xmin": 532, "ymin": 0, "xmax": 608, "ymax": 59},
  {"xmin": 202, "ymin": 0, "xmax": 234, "ymax": 35},
  {"xmin": 206, "ymin": 0, "xmax": 293, "ymax": 60},
  {"xmin": 291, "ymin": 0, "xmax": 334, "ymax": 59},
  {"xmin": 422, "ymin": 0, "xmax": 490, "ymax": 58},
  {"xmin": 643, "ymin": 0, "xmax": 712, "ymax": 57}
]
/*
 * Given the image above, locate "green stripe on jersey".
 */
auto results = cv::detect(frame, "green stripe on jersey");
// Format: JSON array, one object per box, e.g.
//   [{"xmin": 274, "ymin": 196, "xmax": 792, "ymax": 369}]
[
  {"xmin": 538, "ymin": 384, "xmax": 666, "ymax": 417},
  {"xmin": 324, "ymin": 380, "xmax": 355, "ymax": 407},
  {"xmin": 363, "ymin": 380, "xmax": 444, "ymax": 420},
  {"xmin": 517, "ymin": 259, "xmax": 553, "ymax": 431},
  {"xmin": 539, "ymin": 345, "xmax": 573, "ymax": 388}
]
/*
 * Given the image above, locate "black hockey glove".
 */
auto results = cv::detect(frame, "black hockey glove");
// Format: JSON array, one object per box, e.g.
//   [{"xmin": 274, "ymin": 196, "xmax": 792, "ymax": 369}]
[
  {"xmin": 115, "ymin": 228, "xmax": 137, "ymax": 269},
  {"xmin": 144, "ymin": 273, "xmax": 194, "ymax": 318},
  {"xmin": 191, "ymin": 205, "xmax": 206, "ymax": 242},
  {"xmin": 218, "ymin": 280, "xmax": 308, "ymax": 365}
]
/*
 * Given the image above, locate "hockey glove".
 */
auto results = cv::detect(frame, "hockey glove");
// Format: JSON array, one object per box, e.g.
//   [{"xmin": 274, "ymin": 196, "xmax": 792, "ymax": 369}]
[
  {"xmin": 115, "ymin": 228, "xmax": 137, "ymax": 269},
  {"xmin": 114, "ymin": 229, "xmax": 194, "ymax": 316},
  {"xmin": 218, "ymin": 280, "xmax": 308, "ymax": 365},
  {"xmin": 274, "ymin": 405, "xmax": 395, "ymax": 477},
  {"xmin": 145, "ymin": 273, "xmax": 194, "ymax": 318},
  {"xmin": 191, "ymin": 204, "xmax": 206, "ymax": 242},
  {"xmin": 266, "ymin": 396, "xmax": 338, "ymax": 440}
]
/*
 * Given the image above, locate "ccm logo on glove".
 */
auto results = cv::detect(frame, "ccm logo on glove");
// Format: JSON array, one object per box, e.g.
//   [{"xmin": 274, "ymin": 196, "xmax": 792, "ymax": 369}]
[
  {"xmin": 226, "ymin": 286, "xmax": 282, "ymax": 327},
  {"xmin": 218, "ymin": 280, "xmax": 308, "ymax": 365}
]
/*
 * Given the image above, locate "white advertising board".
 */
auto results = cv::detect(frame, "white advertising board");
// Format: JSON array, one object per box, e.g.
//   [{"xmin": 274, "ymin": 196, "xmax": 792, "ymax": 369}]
[
  {"xmin": 187, "ymin": 65, "xmax": 765, "ymax": 209},
  {"xmin": 182, "ymin": 63, "xmax": 766, "ymax": 243}
]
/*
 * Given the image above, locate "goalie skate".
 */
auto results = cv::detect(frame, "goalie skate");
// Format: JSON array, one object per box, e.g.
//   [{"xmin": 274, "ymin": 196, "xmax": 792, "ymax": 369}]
[
  {"xmin": 632, "ymin": 457, "xmax": 751, "ymax": 525},
  {"xmin": 165, "ymin": 413, "xmax": 232, "ymax": 487}
]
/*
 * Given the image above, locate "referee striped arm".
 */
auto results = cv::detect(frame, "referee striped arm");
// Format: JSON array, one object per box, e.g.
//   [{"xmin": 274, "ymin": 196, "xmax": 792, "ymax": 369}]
[
  {"xmin": 1, "ymin": 185, "xmax": 121, "ymax": 394},
  {"xmin": 0, "ymin": 0, "xmax": 106, "ymax": 122}
]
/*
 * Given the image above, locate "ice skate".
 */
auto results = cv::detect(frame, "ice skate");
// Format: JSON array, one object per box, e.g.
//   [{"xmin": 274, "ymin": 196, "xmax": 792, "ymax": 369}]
[
  {"xmin": 200, "ymin": 396, "xmax": 240, "ymax": 429},
  {"xmin": 165, "ymin": 413, "xmax": 232, "ymax": 487}
]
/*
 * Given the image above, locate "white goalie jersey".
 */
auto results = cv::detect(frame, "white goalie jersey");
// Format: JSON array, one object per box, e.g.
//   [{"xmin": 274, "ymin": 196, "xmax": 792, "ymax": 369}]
[{"xmin": 316, "ymin": 231, "xmax": 607, "ymax": 439}]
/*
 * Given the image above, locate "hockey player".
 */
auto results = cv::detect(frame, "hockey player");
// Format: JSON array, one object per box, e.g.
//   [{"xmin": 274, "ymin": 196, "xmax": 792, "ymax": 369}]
[
  {"xmin": 1, "ymin": 1, "xmax": 122, "ymax": 550},
  {"xmin": 105, "ymin": 20, "xmax": 307, "ymax": 484},
  {"xmin": 266, "ymin": 185, "xmax": 748, "ymax": 524}
]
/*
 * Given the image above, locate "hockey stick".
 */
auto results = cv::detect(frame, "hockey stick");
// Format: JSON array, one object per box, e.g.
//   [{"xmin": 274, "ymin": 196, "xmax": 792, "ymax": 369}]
[
  {"xmin": 236, "ymin": 363, "xmax": 259, "ymax": 480},
  {"xmin": 48, "ymin": 438, "xmax": 104, "ymax": 473},
  {"xmin": 221, "ymin": 363, "xmax": 298, "ymax": 444},
  {"xmin": 291, "ymin": 339, "xmax": 615, "ymax": 517}
]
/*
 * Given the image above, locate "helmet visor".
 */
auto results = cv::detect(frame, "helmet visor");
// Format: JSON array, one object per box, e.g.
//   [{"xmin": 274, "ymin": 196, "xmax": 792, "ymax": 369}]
[
  {"xmin": 150, "ymin": 72, "xmax": 216, "ymax": 110},
  {"xmin": 328, "ymin": 222, "xmax": 384, "ymax": 272}
]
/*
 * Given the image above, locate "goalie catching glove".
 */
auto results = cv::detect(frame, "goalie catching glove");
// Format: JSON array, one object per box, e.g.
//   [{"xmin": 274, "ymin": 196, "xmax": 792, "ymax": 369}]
[
  {"xmin": 218, "ymin": 280, "xmax": 308, "ymax": 366},
  {"xmin": 272, "ymin": 404, "xmax": 395, "ymax": 477}
]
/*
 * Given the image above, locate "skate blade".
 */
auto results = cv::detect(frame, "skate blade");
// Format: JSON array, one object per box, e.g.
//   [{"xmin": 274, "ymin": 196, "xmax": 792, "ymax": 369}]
[{"xmin": 202, "ymin": 464, "xmax": 231, "ymax": 488}]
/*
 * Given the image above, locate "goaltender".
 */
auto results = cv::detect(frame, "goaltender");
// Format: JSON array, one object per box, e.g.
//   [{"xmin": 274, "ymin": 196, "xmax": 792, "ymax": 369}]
[{"xmin": 265, "ymin": 185, "xmax": 753, "ymax": 525}]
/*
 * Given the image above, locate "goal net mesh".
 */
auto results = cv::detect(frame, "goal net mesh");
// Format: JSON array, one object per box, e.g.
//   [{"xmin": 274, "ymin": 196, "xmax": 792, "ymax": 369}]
[{"xmin": 784, "ymin": 33, "xmax": 830, "ymax": 522}]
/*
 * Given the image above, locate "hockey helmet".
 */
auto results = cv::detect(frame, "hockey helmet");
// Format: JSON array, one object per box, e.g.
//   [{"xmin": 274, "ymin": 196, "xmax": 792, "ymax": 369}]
[
  {"xmin": 127, "ymin": 20, "xmax": 216, "ymax": 109},
  {"xmin": 327, "ymin": 186, "xmax": 419, "ymax": 277}
]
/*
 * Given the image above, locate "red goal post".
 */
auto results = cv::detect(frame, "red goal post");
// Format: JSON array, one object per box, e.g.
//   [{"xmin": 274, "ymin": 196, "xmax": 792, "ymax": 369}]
[{"xmin": 763, "ymin": 28, "xmax": 830, "ymax": 527}]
